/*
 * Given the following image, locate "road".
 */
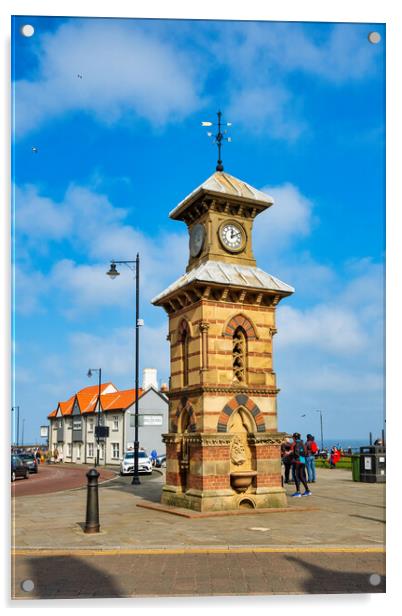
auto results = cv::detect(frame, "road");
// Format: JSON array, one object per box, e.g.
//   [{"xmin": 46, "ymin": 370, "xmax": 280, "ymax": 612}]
[{"xmin": 11, "ymin": 463, "xmax": 116, "ymax": 497}]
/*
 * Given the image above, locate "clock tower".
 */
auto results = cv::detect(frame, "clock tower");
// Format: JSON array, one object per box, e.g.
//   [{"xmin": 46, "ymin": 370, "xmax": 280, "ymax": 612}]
[{"xmin": 152, "ymin": 171, "xmax": 294, "ymax": 511}]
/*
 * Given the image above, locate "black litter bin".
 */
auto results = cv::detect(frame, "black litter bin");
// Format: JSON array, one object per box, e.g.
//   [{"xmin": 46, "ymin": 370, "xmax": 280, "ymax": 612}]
[{"xmin": 359, "ymin": 445, "xmax": 386, "ymax": 483}]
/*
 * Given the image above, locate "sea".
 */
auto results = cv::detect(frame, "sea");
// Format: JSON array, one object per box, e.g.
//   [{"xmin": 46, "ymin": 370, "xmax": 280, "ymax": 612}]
[{"xmin": 320, "ymin": 438, "xmax": 383, "ymax": 452}]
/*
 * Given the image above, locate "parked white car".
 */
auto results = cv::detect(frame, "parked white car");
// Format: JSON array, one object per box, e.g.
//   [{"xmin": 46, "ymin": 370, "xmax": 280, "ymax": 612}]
[{"xmin": 120, "ymin": 451, "xmax": 152, "ymax": 475}]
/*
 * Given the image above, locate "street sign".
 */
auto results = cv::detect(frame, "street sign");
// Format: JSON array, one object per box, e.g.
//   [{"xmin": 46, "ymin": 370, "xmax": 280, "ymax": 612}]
[{"xmin": 95, "ymin": 425, "xmax": 110, "ymax": 439}]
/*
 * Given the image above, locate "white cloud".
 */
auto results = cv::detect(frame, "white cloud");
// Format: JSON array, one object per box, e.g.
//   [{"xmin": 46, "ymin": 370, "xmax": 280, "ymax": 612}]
[
  {"xmin": 14, "ymin": 21, "xmax": 379, "ymax": 141},
  {"xmin": 14, "ymin": 265, "xmax": 48, "ymax": 315},
  {"xmin": 14, "ymin": 182, "xmax": 188, "ymax": 316},
  {"xmin": 277, "ymin": 304, "xmax": 368, "ymax": 355},
  {"xmin": 15, "ymin": 185, "xmax": 73, "ymax": 242},
  {"xmin": 254, "ymin": 183, "xmax": 315, "ymax": 255},
  {"xmin": 275, "ymin": 256, "xmax": 383, "ymax": 358},
  {"xmin": 48, "ymin": 260, "xmax": 134, "ymax": 316},
  {"xmin": 227, "ymin": 87, "xmax": 305, "ymax": 141},
  {"xmin": 15, "ymin": 19, "xmax": 204, "ymax": 136},
  {"xmin": 205, "ymin": 22, "xmax": 378, "ymax": 138},
  {"xmin": 212, "ymin": 22, "xmax": 377, "ymax": 86}
]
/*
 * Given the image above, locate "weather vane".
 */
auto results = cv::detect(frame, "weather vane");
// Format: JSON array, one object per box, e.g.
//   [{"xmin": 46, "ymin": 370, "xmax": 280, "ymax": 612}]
[{"xmin": 201, "ymin": 110, "xmax": 232, "ymax": 172}]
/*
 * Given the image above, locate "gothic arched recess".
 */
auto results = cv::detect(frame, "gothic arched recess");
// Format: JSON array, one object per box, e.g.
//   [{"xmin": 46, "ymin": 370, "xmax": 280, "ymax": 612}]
[{"xmin": 171, "ymin": 397, "xmax": 197, "ymax": 433}]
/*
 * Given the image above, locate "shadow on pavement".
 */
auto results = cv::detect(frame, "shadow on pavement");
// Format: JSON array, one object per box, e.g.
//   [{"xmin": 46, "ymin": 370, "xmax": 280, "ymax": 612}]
[
  {"xmin": 14, "ymin": 556, "xmax": 122, "ymax": 599},
  {"xmin": 285, "ymin": 555, "xmax": 386, "ymax": 594},
  {"xmin": 100, "ymin": 472, "xmax": 163, "ymax": 503},
  {"xmin": 348, "ymin": 513, "xmax": 385, "ymax": 524}
]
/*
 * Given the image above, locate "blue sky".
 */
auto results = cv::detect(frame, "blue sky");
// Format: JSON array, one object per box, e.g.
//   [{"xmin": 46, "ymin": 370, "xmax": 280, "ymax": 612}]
[{"xmin": 12, "ymin": 16, "xmax": 385, "ymax": 444}]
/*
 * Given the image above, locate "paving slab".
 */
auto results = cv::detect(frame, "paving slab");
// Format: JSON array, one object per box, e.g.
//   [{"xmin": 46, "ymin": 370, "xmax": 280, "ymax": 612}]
[
  {"xmin": 12, "ymin": 551, "xmax": 386, "ymax": 599},
  {"xmin": 11, "ymin": 467, "xmax": 385, "ymax": 551}
]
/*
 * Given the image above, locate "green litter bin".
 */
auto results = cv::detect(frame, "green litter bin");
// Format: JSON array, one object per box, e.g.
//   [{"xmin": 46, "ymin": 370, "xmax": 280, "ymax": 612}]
[{"xmin": 352, "ymin": 454, "xmax": 360, "ymax": 481}]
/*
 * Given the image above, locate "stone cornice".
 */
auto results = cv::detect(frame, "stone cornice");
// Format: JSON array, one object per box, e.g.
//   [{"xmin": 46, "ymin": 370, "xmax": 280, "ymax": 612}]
[
  {"xmin": 167, "ymin": 386, "xmax": 280, "ymax": 400},
  {"xmin": 247, "ymin": 432, "xmax": 288, "ymax": 446},
  {"xmin": 159, "ymin": 282, "xmax": 287, "ymax": 314},
  {"xmin": 162, "ymin": 431, "xmax": 287, "ymax": 447}
]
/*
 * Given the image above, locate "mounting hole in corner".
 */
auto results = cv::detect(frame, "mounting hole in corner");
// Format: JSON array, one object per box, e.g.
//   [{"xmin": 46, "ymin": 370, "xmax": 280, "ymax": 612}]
[
  {"xmin": 369, "ymin": 574, "xmax": 381, "ymax": 586},
  {"xmin": 21, "ymin": 579, "xmax": 35, "ymax": 592},
  {"xmin": 21, "ymin": 24, "xmax": 35, "ymax": 37},
  {"xmin": 368, "ymin": 32, "xmax": 381, "ymax": 44}
]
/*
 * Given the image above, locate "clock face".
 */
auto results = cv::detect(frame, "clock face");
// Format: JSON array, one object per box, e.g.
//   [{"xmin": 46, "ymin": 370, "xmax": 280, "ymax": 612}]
[
  {"xmin": 189, "ymin": 223, "xmax": 205, "ymax": 257},
  {"xmin": 219, "ymin": 221, "xmax": 245, "ymax": 252}
]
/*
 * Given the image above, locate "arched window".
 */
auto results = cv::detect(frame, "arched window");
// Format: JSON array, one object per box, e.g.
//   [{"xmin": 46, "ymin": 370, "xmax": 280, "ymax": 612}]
[
  {"xmin": 233, "ymin": 326, "xmax": 247, "ymax": 383},
  {"xmin": 180, "ymin": 321, "xmax": 190, "ymax": 386}
]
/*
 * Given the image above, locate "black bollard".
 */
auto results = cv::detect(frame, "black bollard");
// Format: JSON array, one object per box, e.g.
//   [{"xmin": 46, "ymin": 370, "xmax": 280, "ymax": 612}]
[{"xmin": 84, "ymin": 467, "xmax": 100, "ymax": 534}]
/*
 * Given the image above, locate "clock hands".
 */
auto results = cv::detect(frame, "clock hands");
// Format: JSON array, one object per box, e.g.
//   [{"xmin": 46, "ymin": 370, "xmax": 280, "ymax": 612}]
[{"xmin": 229, "ymin": 229, "xmax": 241, "ymax": 241}]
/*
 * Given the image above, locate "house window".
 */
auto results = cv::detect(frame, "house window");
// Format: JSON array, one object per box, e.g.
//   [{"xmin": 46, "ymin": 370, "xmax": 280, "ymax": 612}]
[
  {"xmin": 88, "ymin": 418, "xmax": 94, "ymax": 433},
  {"xmin": 76, "ymin": 444, "xmax": 81, "ymax": 460},
  {"xmin": 100, "ymin": 442, "xmax": 104, "ymax": 459},
  {"xmin": 67, "ymin": 419, "xmax": 72, "ymax": 430},
  {"xmin": 67, "ymin": 443, "xmax": 72, "ymax": 457},
  {"xmin": 111, "ymin": 443, "xmax": 120, "ymax": 459},
  {"xmin": 87, "ymin": 442, "xmax": 94, "ymax": 458},
  {"xmin": 58, "ymin": 419, "xmax": 62, "ymax": 428},
  {"xmin": 73, "ymin": 420, "xmax": 82, "ymax": 431},
  {"xmin": 233, "ymin": 326, "xmax": 247, "ymax": 383},
  {"xmin": 113, "ymin": 416, "xmax": 119, "ymax": 431}
]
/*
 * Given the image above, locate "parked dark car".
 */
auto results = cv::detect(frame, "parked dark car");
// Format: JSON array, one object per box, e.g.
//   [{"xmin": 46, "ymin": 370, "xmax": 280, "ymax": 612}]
[
  {"xmin": 11, "ymin": 455, "xmax": 29, "ymax": 481},
  {"xmin": 18, "ymin": 453, "xmax": 39, "ymax": 473}
]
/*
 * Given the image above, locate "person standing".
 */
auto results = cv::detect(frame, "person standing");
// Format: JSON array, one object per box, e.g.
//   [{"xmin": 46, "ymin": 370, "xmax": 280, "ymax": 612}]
[
  {"xmin": 150, "ymin": 449, "xmax": 158, "ymax": 467},
  {"xmin": 329, "ymin": 446, "xmax": 340, "ymax": 468},
  {"xmin": 305, "ymin": 434, "xmax": 318, "ymax": 483},
  {"xmin": 290, "ymin": 432, "xmax": 311, "ymax": 497},
  {"xmin": 281, "ymin": 440, "xmax": 293, "ymax": 484}
]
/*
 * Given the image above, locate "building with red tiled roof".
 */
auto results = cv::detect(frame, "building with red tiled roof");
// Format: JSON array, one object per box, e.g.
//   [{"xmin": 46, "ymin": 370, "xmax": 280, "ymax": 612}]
[{"xmin": 48, "ymin": 372, "xmax": 168, "ymax": 466}]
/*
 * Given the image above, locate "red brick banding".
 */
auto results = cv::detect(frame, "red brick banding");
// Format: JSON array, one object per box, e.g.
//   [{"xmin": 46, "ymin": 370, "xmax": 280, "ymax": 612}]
[
  {"xmin": 223, "ymin": 314, "xmax": 258, "ymax": 340},
  {"xmin": 217, "ymin": 395, "xmax": 266, "ymax": 433}
]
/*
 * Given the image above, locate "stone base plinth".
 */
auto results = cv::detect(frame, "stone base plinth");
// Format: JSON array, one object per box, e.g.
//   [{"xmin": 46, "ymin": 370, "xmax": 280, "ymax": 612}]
[{"xmin": 161, "ymin": 484, "xmax": 287, "ymax": 512}]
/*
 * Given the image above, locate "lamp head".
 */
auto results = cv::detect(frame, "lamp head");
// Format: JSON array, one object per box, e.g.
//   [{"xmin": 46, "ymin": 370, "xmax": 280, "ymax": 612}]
[
  {"xmin": 87, "ymin": 369, "xmax": 92, "ymax": 378},
  {"xmin": 106, "ymin": 262, "xmax": 120, "ymax": 279}
]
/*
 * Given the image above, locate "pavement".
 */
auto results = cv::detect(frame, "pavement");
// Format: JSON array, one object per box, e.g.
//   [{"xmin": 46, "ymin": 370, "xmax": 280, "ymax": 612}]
[{"xmin": 11, "ymin": 466, "xmax": 386, "ymax": 599}]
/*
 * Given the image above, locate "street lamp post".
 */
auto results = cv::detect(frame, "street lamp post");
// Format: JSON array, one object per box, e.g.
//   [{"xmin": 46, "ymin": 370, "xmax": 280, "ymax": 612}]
[
  {"xmin": 87, "ymin": 368, "xmax": 102, "ymax": 467},
  {"xmin": 22, "ymin": 418, "xmax": 26, "ymax": 446},
  {"xmin": 315, "ymin": 410, "xmax": 324, "ymax": 452},
  {"xmin": 12, "ymin": 406, "xmax": 20, "ymax": 447},
  {"xmin": 106, "ymin": 254, "xmax": 141, "ymax": 486}
]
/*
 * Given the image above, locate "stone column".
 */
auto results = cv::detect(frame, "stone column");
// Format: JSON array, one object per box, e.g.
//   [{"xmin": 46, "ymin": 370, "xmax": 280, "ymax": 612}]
[{"xmin": 199, "ymin": 322, "xmax": 210, "ymax": 384}]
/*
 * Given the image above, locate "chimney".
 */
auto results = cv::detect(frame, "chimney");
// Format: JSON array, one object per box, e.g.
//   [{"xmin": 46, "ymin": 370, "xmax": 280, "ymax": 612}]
[{"xmin": 142, "ymin": 368, "xmax": 158, "ymax": 391}]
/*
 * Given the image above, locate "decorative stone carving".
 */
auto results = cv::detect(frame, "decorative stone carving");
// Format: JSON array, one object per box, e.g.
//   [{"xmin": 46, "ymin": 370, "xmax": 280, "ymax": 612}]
[{"xmin": 230, "ymin": 435, "xmax": 247, "ymax": 466}]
